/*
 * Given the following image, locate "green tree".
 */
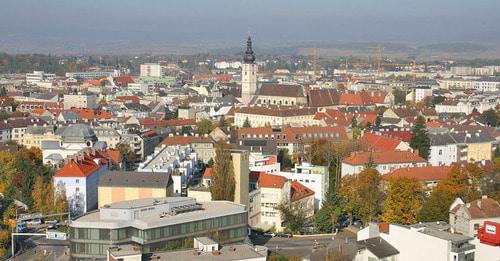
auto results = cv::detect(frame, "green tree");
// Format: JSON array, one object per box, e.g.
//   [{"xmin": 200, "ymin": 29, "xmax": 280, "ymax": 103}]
[
  {"xmin": 410, "ymin": 116, "xmax": 431, "ymax": 159},
  {"xmin": 116, "ymin": 143, "xmax": 136, "ymax": 170},
  {"xmin": 276, "ymin": 200, "xmax": 308, "ymax": 233},
  {"xmin": 209, "ymin": 141, "xmax": 235, "ymax": 201},
  {"xmin": 277, "ymin": 149, "xmax": 293, "ymax": 170},
  {"xmin": 380, "ymin": 177, "xmax": 425, "ymax": 224},
  {"xmin": 196, "ymin": 119, "xmax": 214, "ymax": 134},
  {"xmin": 481, "ymin": 109, "xmax": 498, "ymax": 127},
  {"xmin": 392, "ymin": 88, "xmax": 406, "ymax": 105},
  {"xmin": 243, "ymin": 117, "xmax": 251, "ymax": 128},
  {"xmin": 206, "ymin": 158, "xmax": 215, "ymax": 168},
  {"xmin": 218, "ymin": 115, "xmax": 227, "ymax": 128},
  {"xmin": 375, "ymin": 115, "xmax": 382, "ymax": 129}
]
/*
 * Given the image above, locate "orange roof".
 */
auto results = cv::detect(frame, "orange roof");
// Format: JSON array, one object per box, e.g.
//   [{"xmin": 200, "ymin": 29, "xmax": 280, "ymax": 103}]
[
  {"xmin": 142, "ymin": 130, "xmax": 157, "ymax": 138},
  {"xmin": 116, "ymin": 96, "xmax": 140, "ymax": 104},
  {"xmin": 160, "ymin": 136, "xmax": 214, "ymax": 146},
  {"xmin": 100, "ymin": 150, "xmax": 121, "ymax": 165},
  {"xmin": 425, "ymin": 121, "xmax": 442, "ymax": 127},
  {"xmin": 257, "ymin": 172, "xmax": 288, "ymax": 189},
  {"xmin": 361, "ymin": 132, "xmax": 403, "ymax": 152},
  {"xmin": 70, "ymin": 108, "xmax": 113, "ymax": 120},
  {"xmin": 203, "ymin": 168, "xmax": 213, "ymax": 178},
  {"xmin": 31, "ymin": 108, "xmax": 50, "ymax": 115},
  {"xmin": 55, "ymin": 157, "xmax": 101, "ymax": 178},
  {"xmin": 343, "ymin": 150, "xmax": 426, "ymax": 165},
  {"xmin": 382, "ymin": 166, "xmax": 452, "ymax": 181},
  {"xmin": 84, "ymin": 79, "xmax": 102, "ymax": 86},
  {"xmin": 291, "ymin": 180, "xmax": 315, "ymax": 201}
]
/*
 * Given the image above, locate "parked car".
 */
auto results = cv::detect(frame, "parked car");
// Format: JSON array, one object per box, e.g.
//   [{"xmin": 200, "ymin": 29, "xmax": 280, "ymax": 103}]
[
  {"xmin": 44, "ymin": 219, "xmax": 58, "ymax": 225},
  {"xmin": 27, "ymin": 219, "xmax": 42, "ymax": 225},
  {"xmin": 277, "ymin": 233, "xmax": 293, "ymax": 238},
  {"xmin": 263, "ymin": 232, "xmax": 276, "ymax": 237}
]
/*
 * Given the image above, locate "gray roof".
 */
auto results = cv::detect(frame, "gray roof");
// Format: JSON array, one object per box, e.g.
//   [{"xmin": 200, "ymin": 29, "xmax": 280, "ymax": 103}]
[
  {"xmin": 61, "ymin": 124, "xmax": 97, "ymax": 143},
  {"xmin": 358, "ymin": 237, "xmax": 399, "ymax": 259},
  {"xmin": 25, "ymin": 125, "xmax": 54, "ymax": 135},
  {"xmin": 58, "ymin": 111, "xmax": 80, "ymax": 121},
  {"xmin": 45, "ymin": 153, "xmax": 63, "ymax": 160},
  {"xmin": 41, "ymin": 140, "xmax": 61, "ymax": 150},
  {"xmin": 99, "ymin": 171, "xmax": 173, "ymax": 189}
]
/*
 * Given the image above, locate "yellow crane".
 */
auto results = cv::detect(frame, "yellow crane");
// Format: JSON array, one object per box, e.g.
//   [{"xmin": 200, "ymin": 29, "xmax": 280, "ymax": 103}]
[{"xmin": 300, "ymin": 47, "xmax": 319, "ymax": 78}]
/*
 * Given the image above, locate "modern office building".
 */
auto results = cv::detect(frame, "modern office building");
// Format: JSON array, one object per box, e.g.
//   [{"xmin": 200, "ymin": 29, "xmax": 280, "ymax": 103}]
[
  {"xmin": 63, "ymin": 94, "xmax": 98, "ymax": 110},
  {"xmin": 65, "ymin": 71, "xmax": 116, "ymax": 80},
  {"xmin": 25, "ymin": 71, "xmax": 56, "ymax": 84},
  {"xmin": 69, "ymin": 197, "xmax": 248, "ymax": 260}
]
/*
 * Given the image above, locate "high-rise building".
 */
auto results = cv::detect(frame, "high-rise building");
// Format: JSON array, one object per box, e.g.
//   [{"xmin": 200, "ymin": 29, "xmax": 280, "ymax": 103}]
[
  {"xmin": 241, "ymin": 37, "xmax": 258, "ymax": 104},
  {"xmin": 140, "ymin": 63, "xmax": 164, "ymax": 77}
]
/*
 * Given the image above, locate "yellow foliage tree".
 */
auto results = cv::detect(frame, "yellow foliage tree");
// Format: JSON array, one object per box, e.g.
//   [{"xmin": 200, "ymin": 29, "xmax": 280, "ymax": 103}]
[{"xmin": 380, "ymin": 177, "xmax": 425, "ymax": 224}]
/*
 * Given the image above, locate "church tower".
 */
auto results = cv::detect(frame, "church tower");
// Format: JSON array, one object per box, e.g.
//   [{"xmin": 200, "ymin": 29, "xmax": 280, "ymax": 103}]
[{"xmin": 241, "ymin": 36, "xmax": 258, "ymax": 104}]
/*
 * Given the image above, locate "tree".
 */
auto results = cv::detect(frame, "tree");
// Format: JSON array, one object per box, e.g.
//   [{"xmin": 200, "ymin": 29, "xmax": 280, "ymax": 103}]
[
  {"xmin": 380, "ymin": 177, "xmax": 425, "ymax": 224},
  {"xmin": 54, "ymin": 181, "xmax": 68, "ymax": 214},
  {"xmin": 243, "ymin": 117, "xmax": 251, "ymax": 128},
  {"xmin": 218, "ymin": 115, "xmax": 227, "ymax": 128},
  {"xmin": 338, "ymin": 168, "xmax": 383, "ymax": 224},
  {"xmin": 418, "ymin": 164, "xmax": 483, "ymax": 222},
  {"xmin": 276, "ymin": 200, "xmax": 308, "ymax": 232},
  {"xmin": 0, "ymin": 87, "xmax": 6, "ymax": 96},
  {"xmin": 375, "ymin": 114, "xmax": 382, "ymax": 129},
  {"xmin": 209, "ymin": 141, "xmax": 235, "ymax": 201},
  {"xmin": 116, "ymin": 143, "xmax": 136, "ymax": 170},
  {"xmin": 196, "ymin": 119, "xmax": 214, "ymax": 135},
  {"xmin": 392, "ymin": 89, "xmax": 406, "ymax": 105},
  {"xmin": 277, "ymin": 149, "xmax": 293, "ymax": 170},
  {"xmin": 410, "ymin": 116, "xmax": 431, "ymax": 159},
  {"xmin": 481, "ymin": 109, "xmax": 498, "ymax": 127},
  {"xmin": 206, "ymin": 158, "xmax": 215, "ymax": 168},
  {"xmin": 32, "ymin": 176, "xmax": 45, "ymax": 212},
  {"xmin": 164, "ymin": 108, "xmax": 178, "ymax": 120}
]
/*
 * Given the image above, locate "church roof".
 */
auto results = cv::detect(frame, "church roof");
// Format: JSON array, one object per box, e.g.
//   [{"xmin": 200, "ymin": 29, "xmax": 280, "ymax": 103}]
[
  {"xmin": 243, "ymin": 36, "xmax": 256, "ymax": 64},
  {"xmin": 258, "ymin": 83, "xmax": 305, "ymax": 98}
]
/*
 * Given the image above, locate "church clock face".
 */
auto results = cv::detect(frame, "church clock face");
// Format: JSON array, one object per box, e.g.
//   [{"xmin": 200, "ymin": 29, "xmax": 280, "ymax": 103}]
[{"xmin": 86, "ymin": 141, "xmax": 92, "ymax": 147}]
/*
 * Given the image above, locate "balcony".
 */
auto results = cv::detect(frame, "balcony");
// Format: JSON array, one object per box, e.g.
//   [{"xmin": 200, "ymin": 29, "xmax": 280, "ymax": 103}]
[{"xmin": 451, "ymin": 243, "xmax": 475, "ymax": 253}]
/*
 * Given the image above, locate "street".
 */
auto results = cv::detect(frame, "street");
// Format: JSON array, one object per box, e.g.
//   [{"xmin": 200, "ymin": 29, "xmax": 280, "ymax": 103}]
[{"xmin": 13, "ymin": 235, "xmax": 69, "ymax": 261}]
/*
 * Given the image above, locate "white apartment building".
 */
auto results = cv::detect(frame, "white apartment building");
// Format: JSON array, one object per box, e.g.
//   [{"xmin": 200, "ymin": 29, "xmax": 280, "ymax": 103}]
[
  {"xmin": 358, "ymin": 223, "xmax": 475, "ymax": 261},
  {"xmin": 473, "ymin": 80, "xmax": 499, "ymax": 92},
  {"xmin": 128, "ymin": 83, "xmax": 154, "ymax": 94},
  {"xmin": 63, "ymin": 93, "xmax": 98, "ymax": 110},
  {"xmin": 274, "ymin": 163, "xmax": 328, "ymax": 209},
  {"xmin": 65, "ymin": 71, "xmax": 117, "ymax": 80},
  {"xmin": 406, "ymin": 86, "xmax": 432, "ymax": 103},
  {"xmin": 138, "ymin": 144, "xmax": 199, "ymax": 196},
  {"xmin": 429, "ymin": 132, "xmax": 459, "ymax": 166},
  {"xmin": 26, "ymin": 71, "xmax": 56, "ymax": 84},
  {"xmin": 140, "ymin": 63, "xmax": 164, "ymax": 77},
  {"xmin": 341, "ymin": 151, "xmax": 427, "ymax": 177}
]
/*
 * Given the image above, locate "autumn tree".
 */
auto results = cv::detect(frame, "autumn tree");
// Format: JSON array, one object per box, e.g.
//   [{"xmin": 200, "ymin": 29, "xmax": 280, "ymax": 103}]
[
  {"xmin": 196, "ymin": 118, "xmax": 214, "ymax": 134},
  {"xmin": 338, "ymin": 168, "xmax": 383, "ymax": 224},
  {"xmin": 418, "ymin": 164, "xmax": 483, "ymax": 222},
  {"xmin": 209, "ymin": 141, "xmax": 235, "ymax": 201},
  {"xmin": 116, "ymin": 142, "xmax": 136, "ymax": 170},
  {"xmin": 276, "ymin": 200, "xmax": 308, "ymax": 232},
  {"xmin": 54, "ymin": 181, "xmax": 69, "ymax": 214},
  {"xmin": 410, "ymin": 116, "xmax": 431, "ymax": 159},
  {"xmin": 381, "ymin": 177, "xmax": 425, "ymax": 224}
]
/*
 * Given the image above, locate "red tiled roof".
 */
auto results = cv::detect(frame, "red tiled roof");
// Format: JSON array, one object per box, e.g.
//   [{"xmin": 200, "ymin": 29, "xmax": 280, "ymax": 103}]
[
  {"xmin": 116, "ymin": 96, "xmax": 140, "ymax": 104},
  {"xmin": 160, "ymin": 135, "xmax": 214, "ymax": 146},
  {"xmin": 382, "ymin": 166, "xmax": 452, "ymax": 181},
  {"xmin": 69, "ymin": 108, "xmax": 113, "ymax": 120},
  {"xmin": 313, "ymin": 109, "xmax": 348, "ymax": 126},
  {"xmin": 142, "ymin": 130, "xmax": 157, "ymax": 138},
  {"xmin": 379, "ymin": 130, "xmax": 412, "ymax": 142},
  {"xmin": 451, "ymin": 197, "xmax": 500, "ymax": 219},
  {"xmin": 291, "ymin": 180, "xmax": 315, "ymax": 202},
  {"xmin": 100, "ymin": 150, "xmax": 122, "ymax": 165},
  {"xmin": 203, "ymin": 168, "xmax": 213, "ymax": 178},
  {"xmin": 425, "ymin": 121, "xmax": 442, "ymax": 127},
  {"xmin": 258, "ymin": 83, "xmax": 304, "ymax": 98},
  {"xmin": 360, "ymin": 132, "xmax": 404, "ymax": 152},
  {"xmin": 113, "ymin": 76, "xmax": 135, "ymax": 86},
  {"xmin": 308, "ymin": 88, "xmax": 340, "ymax": 107},
  {"xmin": 235, "ymin": 105, "xmax": 317, "ymax": 118},
  {"xmin": 55, "ymin": 157, "xmax": 101, "ymax": 178},
  {"xmin": 343, "ymin": 150, "xmax": 426, "ymax": 165},
  {"xmin": 257, "ymin": 172, "xmax": 288, "ymax": 189}
]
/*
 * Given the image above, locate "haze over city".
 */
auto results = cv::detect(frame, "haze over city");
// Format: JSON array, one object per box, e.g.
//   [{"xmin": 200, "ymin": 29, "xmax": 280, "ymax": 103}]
[{"xmin": 1, "ymin": 0, "xmax": 500, "ymax": 54}]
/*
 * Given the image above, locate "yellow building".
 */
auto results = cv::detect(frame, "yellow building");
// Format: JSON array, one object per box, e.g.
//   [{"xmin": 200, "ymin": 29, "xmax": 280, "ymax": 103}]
[
  {"xmin": 21, "ymin": 125, "xmax": 59, "ymax": 149},
  {"xmin": 466, "ymin": 142, "xmax": 492, "ymax": 162},
  {"xmin": 98, "ymin": 171, "xmax": 173, "ymax": 207}
]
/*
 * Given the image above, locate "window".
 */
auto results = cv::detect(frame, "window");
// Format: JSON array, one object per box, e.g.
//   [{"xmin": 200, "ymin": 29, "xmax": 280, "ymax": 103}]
[
  {"xmin": 75, "ymin": 179, "xmax": 79, "ymax": 184},
  {"xmin": 439, "ymin": 150, "xmax": 442, "ymax": 155},
  {"xmin": 474, "ymin": 223, "xmax": 479, "ymax": 230}
]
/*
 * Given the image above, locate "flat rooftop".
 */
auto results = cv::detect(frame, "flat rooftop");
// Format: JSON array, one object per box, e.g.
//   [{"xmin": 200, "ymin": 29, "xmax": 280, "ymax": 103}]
[
  {"xmin": 147, "ymin": 244, "xmax": 267, "ymax": 260},
  {"xmin": 71, "ymin": 198, "xmax": 246, "ymax": 230}
]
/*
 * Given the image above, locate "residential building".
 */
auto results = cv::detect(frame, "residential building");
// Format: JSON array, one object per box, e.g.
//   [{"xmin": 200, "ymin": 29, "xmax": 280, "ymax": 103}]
[
  {"xmin": 406, "ymin": 86, "xmax": 432, "ymax": 102},
  {"xmin": 341, "ymin": 150, "xmax": 427, "ymax": 177},
  {"xmin": 429, "ymin": 132, "xmax": 459, "ymax": 166},
  {"xmin": 64, "ymin": 93, "xmax": 98, "ymax": 110},
  {"xmin": 21, "ymin": 125, "xmax": 59, "ymax": 149},
  {"xmin": 231, "ymin": 149, "xmax": 250, "ymax": 207},
  {"xmin": 93, "ymin": 127, "xmax": 121, "ymax": 149},
  {"xmin": 53, "ymin": 151, "xmax": 110, "ymax": 215},
  {"xmin": 140, "ymin": 63, "xmax": 164, "ymax": 77},
  {"xmin": 449, "ymin": 196, "xmax": 500, "ymax": 237},
  {"xmin": 234, "ymin": 105, "xmax": 317, "ymax": 128},
  {"xmin": 160, "ymin": 135, "xmax": 215, "ymax": 163},
  {"xmin": 274, "ymin": 163, "xmax": 328, "ymax": 209},
  {"xmin": 355, "ymin": 237, "xmax": 400, "ymax": 261},
  {"xmin": 382, "ymin": 166, "xmax": 452, "ymax": 191},
  {"xmin": 358, "ymin": 223, "xmax": 475, "ymax": 261},
  {"xmin": 359, "ymin": 132, "xmax": 411, "ymax": 152},
  {"xmin": 26, "ymin": 71, "xmax": 56, "ymax": 84},
  {"xmin": 138, "ymin": 144, "xmax": 199, "ymax": 196},
  {"xmin": 65, "ymin": 71, "xmax": 115, "ymax": 80},
  {"xmin": 252, "ymin": 172, "xmax": 290, "ymax": 231},
  {"xmin": 98, "ymin": 171, "xmax": 174, "ymax": 207},
  {"xmin": 69, "ymin": 197, "xmax": 248, "ymax": 260},
  {"xmin": 290, "ymin": 180, "xmax": 315, "ymax": 220}
]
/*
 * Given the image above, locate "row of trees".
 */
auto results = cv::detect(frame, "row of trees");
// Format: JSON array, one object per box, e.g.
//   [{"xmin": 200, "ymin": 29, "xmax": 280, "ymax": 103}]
[
  {"xmin": 315, "ymin": 161, "xmax": 495, "ymax": 232},
  {"xmin": 0, "ymin": 147, "xmax": 67, "ymax": 256}
]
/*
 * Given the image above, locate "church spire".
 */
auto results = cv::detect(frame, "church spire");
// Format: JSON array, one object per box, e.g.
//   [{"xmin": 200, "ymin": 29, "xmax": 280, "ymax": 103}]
[{"xmin": 243, "ymin": 36, "xmax": 256, "ymax": 64}]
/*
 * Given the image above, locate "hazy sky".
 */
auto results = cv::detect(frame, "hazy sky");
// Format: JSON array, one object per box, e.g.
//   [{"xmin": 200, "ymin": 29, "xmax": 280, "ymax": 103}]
[{"xmin": 1, "ymin": 0, "xmax": 499, "ymax": 53}]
